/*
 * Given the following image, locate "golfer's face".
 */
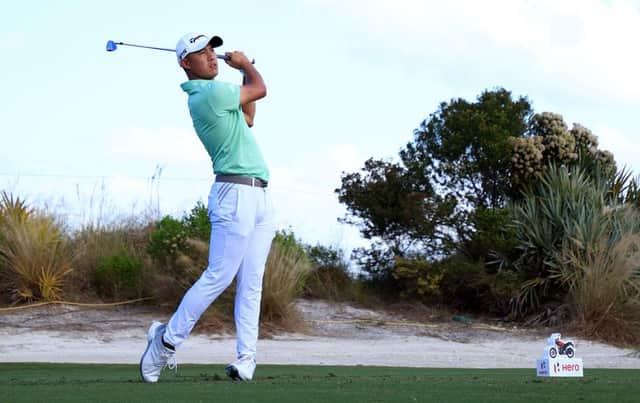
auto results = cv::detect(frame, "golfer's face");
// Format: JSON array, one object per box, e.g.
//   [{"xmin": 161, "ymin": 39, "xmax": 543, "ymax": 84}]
[{"xmin": 186, "ymin": 45, "xmax": 218, "ymax": 79}]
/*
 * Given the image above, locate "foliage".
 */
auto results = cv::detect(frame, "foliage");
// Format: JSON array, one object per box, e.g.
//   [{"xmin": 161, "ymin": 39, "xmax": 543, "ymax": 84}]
[
  {"xmin": 273, "ymin": 229, "xmax": 307, "ymax": 257},
  {"xmin": 337, "ymin": 88, "xmax": 534, "ymax": 280},
  {"xmin": 147, "ymin": 215, "xmax": 188, "ymax": 265},
  {"xmin": 509, "ymin": 165, "xmax": 606, "ymax": 313},
  {"xmin": 392, "ymin": 256, "xmax": 520, "ymax": 315},
  {"xmin": 182, "ymin": 201, "xmax": 210, "ymax": 241},
  {"xmin": 564, "ymin": 225, "xmax": 640, "ymax": 344},
  {"xmin": 305, "ymin": 243, "xmax": 345, "ymax": 269},
  {"xmin": 150, "ymin": 237, "xmax": 215, "ymax": 309},
  {"xmin": 0, "ymin": 191, "xmax": 32, "ymax": 224},
  {"xmin": 392, "ymin": 256, "xmax": 444, "ymax": 299},
  {"xmin": 261, "ymin": 230, "xmax": 312, "ymax": 324},
  {"xmin": 400, "ymin": 88, "xmax": 533, "ymax": 210},
  {"xmin": 336, "ymin": 158, "xmax": 456, "ymax": 276},
  {"xmin": 303, "ymin": 244, "xmax": 358, "ymax": 301},
  {"xmin": 336, "ymin": 87, "xmax": 624, "ymax": 320},
  {"xmin": 457, "ymin": 207, "xmax": 520, "ymax": 268},
  {"xmin": 0, "ymin": 194, "xmax": 73, "ymax": 302},
  {"xmin": 94, "ymin": 248, "xmax": 143, "ymax": 299},
  {"xmin": 508, "ymin": 163, "xmax": 640, "ymax": 325},
  {"xmin": 509, "ymin": 112, "xmax": 616, "ymax": 194},
  {"xmin": 70, "ymin": 219, "xmax": 152, "ymax": 298}
]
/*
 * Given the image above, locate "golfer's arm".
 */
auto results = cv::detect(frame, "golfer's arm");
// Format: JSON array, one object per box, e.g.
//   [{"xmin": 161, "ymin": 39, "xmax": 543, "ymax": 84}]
[
  {"xmin": 239, "ymin": 63, "xmax": 266, "ymax": 107},
  {"xmin": 241, "ymin": 73, "xmax": 257, "ymax": 127}
]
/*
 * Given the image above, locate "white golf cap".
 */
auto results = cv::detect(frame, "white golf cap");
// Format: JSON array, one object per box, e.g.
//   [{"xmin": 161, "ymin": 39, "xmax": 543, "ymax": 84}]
[{"xmin": 176, "ymin": 32, "xmax": 223, "ymax": 65}]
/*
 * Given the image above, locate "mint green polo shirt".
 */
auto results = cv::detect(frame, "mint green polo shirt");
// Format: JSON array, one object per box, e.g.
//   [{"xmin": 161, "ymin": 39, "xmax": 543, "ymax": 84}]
[{"xmin": 181, "ymin": 80, "xmax": 269, "ymax": 182}]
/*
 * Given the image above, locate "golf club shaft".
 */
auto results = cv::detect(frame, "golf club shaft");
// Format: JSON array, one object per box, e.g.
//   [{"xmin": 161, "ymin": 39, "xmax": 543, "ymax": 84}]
[{"xmin": 114, "ymin": 42, "xmax": 253, "ymax": 63}]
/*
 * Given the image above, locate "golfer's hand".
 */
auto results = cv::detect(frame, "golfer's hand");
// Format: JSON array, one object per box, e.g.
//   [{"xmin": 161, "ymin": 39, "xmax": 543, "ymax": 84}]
[{"xmin": 225, "ymin": 51, "xmax": 252, "ymax": 70}]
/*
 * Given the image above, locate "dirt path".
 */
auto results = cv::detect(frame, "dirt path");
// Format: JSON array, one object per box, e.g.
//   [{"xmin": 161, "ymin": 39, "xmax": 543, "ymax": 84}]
[{"xmin": 1, "ymin": 300, "xmax": 639, "ymax": 368}]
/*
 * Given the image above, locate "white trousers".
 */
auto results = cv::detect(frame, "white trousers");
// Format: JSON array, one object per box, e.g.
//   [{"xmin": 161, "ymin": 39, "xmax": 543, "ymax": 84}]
[{"xmin": 164, "ymin": 181, "xmax": 275, "ymax": 360}]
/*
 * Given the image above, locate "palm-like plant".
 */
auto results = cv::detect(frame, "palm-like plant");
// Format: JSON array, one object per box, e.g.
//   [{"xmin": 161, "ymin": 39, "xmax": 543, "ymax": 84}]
[
  {"xmin": 511, "ymin": 165, "xmax": 606, "ymax": 313},
  {"xmin": 510, "ymin": 163, "xmax": 640, "ymax": 341}
]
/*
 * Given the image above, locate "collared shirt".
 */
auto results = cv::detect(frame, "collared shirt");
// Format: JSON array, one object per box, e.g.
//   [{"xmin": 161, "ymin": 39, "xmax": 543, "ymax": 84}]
[{"xmin": 181, "ymin": 80, "xmax": 269, "ymax": 182}]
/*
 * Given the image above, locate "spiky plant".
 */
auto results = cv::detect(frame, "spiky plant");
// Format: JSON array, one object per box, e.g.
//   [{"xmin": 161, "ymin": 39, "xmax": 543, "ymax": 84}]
[
  {"xmin": 0, "ymin": 206, "xmax": 73, "ymax": 302},
  {"xmin": 510, "ymin": 164, "xmax": 608, "ymax": 314},
  {"xmin": 562, "ymin": 209, "xmax": 640, "ymax": 344}
]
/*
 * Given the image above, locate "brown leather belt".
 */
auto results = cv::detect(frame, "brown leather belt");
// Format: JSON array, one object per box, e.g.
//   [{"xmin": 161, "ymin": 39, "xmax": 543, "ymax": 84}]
[{"xmin": 216, "ymin": 175, "xmax": 268, "ymax": 188}]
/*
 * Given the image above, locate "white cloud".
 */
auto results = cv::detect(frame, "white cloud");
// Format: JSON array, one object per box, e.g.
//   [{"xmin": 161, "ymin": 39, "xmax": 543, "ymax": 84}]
[{"xmin": 307, "ymin": 0, "xmax": 640, "ymax": 103}]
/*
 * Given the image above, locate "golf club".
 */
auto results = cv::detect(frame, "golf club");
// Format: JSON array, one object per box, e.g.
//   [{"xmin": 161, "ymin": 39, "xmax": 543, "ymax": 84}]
[{"xmin": 106, "ymin": 40, "xmax": 255, "ymax": 63}]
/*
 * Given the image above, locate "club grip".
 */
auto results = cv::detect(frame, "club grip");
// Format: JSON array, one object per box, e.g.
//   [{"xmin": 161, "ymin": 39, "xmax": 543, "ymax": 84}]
[{"xmin": 216, "ymin": 55, "xmax": 255, "ymax": 64}]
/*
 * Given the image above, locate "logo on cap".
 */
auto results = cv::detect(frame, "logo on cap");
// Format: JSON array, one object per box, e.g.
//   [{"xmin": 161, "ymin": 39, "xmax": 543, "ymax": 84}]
[{"xmin": 190, "ymin": 35, "xmax": 206, "ymax": 43}]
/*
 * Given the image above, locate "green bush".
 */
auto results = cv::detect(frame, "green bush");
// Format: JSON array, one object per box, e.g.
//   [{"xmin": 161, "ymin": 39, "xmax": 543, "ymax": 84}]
[
  {"xmin": 147, "ymin": 216, "xmax": 188, "ymax": 264},
  {"xmin": 461, "ymin": 207, "xmax": 519, "ymax": 271},
  {"xmin": 94, "ymin": 248, "xmax": 142, "ymax": 299},
  {"xmin": 304, "ymin": 244, "xmax": 357, "ymax": 301},
  {"xmin": 392, "ymin": 256, "xmax": 520, "ymax": 315},
  {"xmin": 392, "ymin": 256, "xmax": 444, "ymax": 299},
  {"xmin": 69, "ymin": 220, "xmax": 152, "ymax": 299},
  {"xmin": 182, "ymin": 201, "xmax": 210, "ymax": 241},
  {"xmin": 510, "ymin": 164, "xmax": 609, "ymax": 314}
]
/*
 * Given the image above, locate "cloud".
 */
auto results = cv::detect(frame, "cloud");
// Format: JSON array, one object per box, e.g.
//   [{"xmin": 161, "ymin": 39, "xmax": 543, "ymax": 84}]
[{"xmin": 307, "ymin": 0, "xmax": 640, "ymax": 103}]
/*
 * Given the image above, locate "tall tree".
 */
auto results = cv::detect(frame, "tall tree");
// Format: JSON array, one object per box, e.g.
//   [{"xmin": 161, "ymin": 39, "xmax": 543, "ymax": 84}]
[
  {"xmin": 400, "ymin": 88, "xmax": 533, "ymax": 210},
  {"xmin": 336, "ymin": 158, "xmax": 455, "ymax": 279}
]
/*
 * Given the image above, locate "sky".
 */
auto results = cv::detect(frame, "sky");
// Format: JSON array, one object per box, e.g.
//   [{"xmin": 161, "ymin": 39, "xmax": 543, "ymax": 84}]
[{"xmin": 1, "ymin": 0, "xmax": 640, "ymax": 256}]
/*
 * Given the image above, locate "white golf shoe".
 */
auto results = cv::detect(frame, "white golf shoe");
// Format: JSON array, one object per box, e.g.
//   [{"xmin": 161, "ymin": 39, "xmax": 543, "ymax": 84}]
[
  {"xmin": 139, "ymin": 321, "xmax": 177, "ymax": 383},
  {"xmin": 225, "ymin": 356, "xmax": 256, "ymax": 381}
]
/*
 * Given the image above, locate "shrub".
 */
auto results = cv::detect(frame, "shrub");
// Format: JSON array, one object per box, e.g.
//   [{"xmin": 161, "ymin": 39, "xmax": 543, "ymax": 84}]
[
  {"xmin": 261, "ymin": 231, "xmax": 312, "ymax": 324},
  {"xmin": 509, "ymin": 113, "xmax": 616, "ymax": 193},
  {"xmin": 151, "ymin": 237, "xmax": 216, "ymax": 308},
  {"xmin": 182, "ymin": 201, "xmax": 210, "ymax": 241},
  {"xmin": 392, "ymin": 256, "xmax": 444, "ymax": 299},
  {"xmin": 304, "ymin": 244, "xmax": 357, "ymax": 301},
  {"xmin": 94, "ymin": 248, "xmax": 143, "ymax": 299},
  {"xmin": 459, "ymin": 207, "xmax": 520, "ymax": 271},
  {"xmin": 0, "ymin": 195, "xmax": 73, "ymax": 302},
  {"xmin": 510, "ymin": 163, "xmax": 640, "ymax": 343},
  {"xmin": 392, "ymin": 256, "xmax": 521, "ymax": 315},
  {"xmin": 147, "ymin": 216, "xmax": 188, "ymax": 265},
  {"xmin": 70, "ymin": 219, "xmax": 153, "ymax": 299},
  {"xmin": 563, "ymin": 210, "xmax": 640, "ymax": 344},
  {"xmin": 510, "ymin": 164, "xmax": 607, "ymax": 314}
]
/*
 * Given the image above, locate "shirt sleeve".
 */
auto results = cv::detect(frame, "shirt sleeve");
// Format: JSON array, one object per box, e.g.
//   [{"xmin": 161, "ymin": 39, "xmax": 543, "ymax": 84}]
[{"xmin": 206, "ymin": 81, "xmax": 241, "ymax": 112}]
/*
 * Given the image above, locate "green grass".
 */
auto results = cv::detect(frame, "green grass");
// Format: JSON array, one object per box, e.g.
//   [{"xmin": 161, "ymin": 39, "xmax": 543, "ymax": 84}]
[{"xmin": 1, "ymin": 364, "xmax": 637, "ymax": 402}]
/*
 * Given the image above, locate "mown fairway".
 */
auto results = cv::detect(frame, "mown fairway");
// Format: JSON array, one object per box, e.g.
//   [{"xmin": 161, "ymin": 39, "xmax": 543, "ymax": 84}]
[{"xmin": 1, "ymin": 364, "xmax": 637, "ymax": 402}]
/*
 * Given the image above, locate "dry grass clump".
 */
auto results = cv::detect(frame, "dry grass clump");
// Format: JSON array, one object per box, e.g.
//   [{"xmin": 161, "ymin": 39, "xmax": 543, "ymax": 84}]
[
  {"xmin": 0, "ymin": 192, "xmax": 74, "ymax": 302},
  {"xmin": 564, "ymin": 232, "xmax": 640, "ymax": 345},
  {"xmin": 260, "ymin": 238, "xmax": 312, "ymax": 331},
  {"xmin": 69, "ymin": 219, "xmax": 154, "ymax": 300}
]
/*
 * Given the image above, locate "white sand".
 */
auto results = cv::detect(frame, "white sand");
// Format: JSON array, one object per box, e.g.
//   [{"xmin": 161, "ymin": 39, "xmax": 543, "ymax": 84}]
[{"xmin": 1, "ymin": 300, "xmax": 638, "ymax": 368}]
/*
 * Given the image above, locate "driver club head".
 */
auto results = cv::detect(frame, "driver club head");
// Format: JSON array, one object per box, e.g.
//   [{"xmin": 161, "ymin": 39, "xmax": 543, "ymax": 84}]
[{"xmin": 106, "ymin": 40, "xmax": 117, "ymax": 52}]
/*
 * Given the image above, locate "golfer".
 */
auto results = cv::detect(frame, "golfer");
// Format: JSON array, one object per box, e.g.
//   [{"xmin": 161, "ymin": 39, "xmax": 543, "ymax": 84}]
[{"xmin": 140, "ymin": 32, "xmax": 275, "ymax": 383}]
